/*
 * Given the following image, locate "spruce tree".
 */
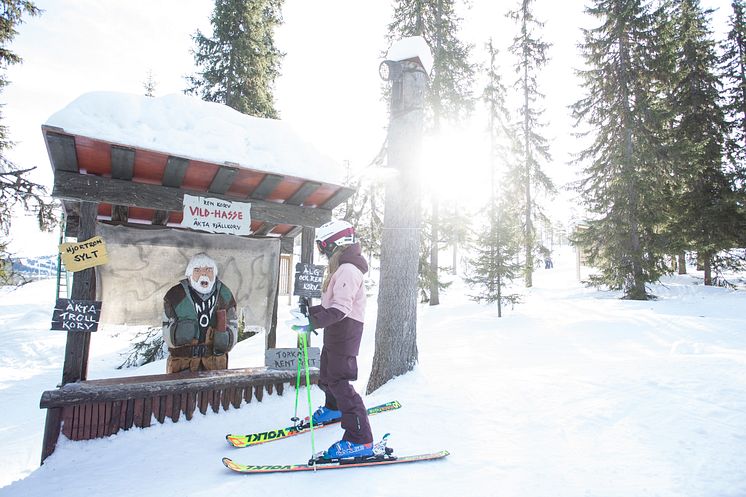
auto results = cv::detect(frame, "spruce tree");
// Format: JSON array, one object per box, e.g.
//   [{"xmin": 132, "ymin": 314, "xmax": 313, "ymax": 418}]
[
  {"xmin": 507, "ymin": 0, "xmax": 555, "ymax": 288},
  {"xmin": 186, "ymin": 0, "xmax": 283, "ymax": 118},
  {"xmin": 666, "ymin": 0, "xmax": 744, "ymax": 285},
  {"xmin": 0, "ymin": 1, "xmax": 55, "ymax": 283},
  {"xmin": 572, "ymin": 0, "xmax": 669, "ymax": 300},
  {"xmin": 387, "ymin": 0, "xmax": 475, "ymax": 306},
  {"xmin": 465, "ymin": 41, "xmax": 522, "ymax": 316},
  {"xmin": 143, "ymin": 69, "xmax": 157, "ymax": 97},
  {"xmin": 339, "ymin": 176, "xmax": 384, "ymax": 270},
  {"xmin": 650, "ymin": 1, "xmax": 689, "ymax": 274},
  {"xmin": 720, "ymin": 0, "xmax": 746, "ymax": 182}
]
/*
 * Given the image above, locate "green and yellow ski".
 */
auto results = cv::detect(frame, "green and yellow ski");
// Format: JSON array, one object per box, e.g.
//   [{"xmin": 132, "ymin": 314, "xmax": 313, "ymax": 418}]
[
  {"xmin": 225, "ymin": 400, "xmax": 402, "ymax": 449},
  {"xmin": 223, "ymin": 450, "xmax": 449, "ymax": 474}
]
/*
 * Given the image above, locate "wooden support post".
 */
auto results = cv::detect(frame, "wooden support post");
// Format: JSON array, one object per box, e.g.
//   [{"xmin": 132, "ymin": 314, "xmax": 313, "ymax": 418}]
[
  {"xmin": 43, "ymin": 202, "xmax": 97, "ymax": 464},
  {"xmin": 298, "ymin": 227, "xmax": 316, "ymax": 348},
  {"xmin": 267, "ymin": 265, "xmax": 280, "ymax": 350},
  {"xmin": 40, "ymin": 408, "xmax": 61, "ymax": 463},
  {"xmin": 61, "ymin": 201, "xmax": 98, "ymax": 385}
]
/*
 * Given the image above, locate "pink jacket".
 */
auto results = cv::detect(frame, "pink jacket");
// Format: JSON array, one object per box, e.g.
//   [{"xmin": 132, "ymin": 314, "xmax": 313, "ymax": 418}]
[
  {"xmin": 308, "ymin": 243, "xmax": 369, "ymax": 355},
  {"xmin": 321, "ymin": 262, "xmax": 366, "ymax": 323}
]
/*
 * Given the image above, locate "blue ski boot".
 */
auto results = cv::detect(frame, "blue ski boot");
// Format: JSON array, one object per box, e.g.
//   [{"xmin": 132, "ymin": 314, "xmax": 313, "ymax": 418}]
[
  {"xmin": 311, "ymin": 406, "xmax": 341, "ymax": 425},
  {"xmin": 324, "ymin": 439, "xmax": 374, "ymax": 459}
]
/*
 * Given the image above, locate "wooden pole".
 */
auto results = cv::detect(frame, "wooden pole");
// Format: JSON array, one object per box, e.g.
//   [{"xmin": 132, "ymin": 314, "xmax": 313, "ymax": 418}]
[
  {"xmin": 267, "ymin": 267, "xmax": 279, "ymax": 349},
  {"xmin": 40, "ymin": 407, "xmax": 61, "ymax": 463},
  {"xmin": 298, "ymin": 227, "xmax": 315, "ymax": 347},
  {"xmin": 61, "ymin": 201, "xmax": 98, "ymax": 385},
  {"xmin": 43, "ymin": 201, "xmax": 97, "ymax": 463}
]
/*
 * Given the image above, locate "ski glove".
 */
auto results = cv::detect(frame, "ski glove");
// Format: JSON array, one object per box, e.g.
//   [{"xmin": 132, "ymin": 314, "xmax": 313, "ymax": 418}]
[
  {"xmin": 291, "ymin": 324, "xmax": 312, "ymax": 334},
  {"xmin": 286, "ymin": 309, "xmax": 311, "ymax": 333}
]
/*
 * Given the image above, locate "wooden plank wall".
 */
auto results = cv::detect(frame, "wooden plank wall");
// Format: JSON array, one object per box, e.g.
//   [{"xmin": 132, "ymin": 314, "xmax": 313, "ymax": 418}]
[
  {"xmin": 41, "ymin": 368, "xmax": 317, "ymax": 462},
  {"xmin": 56, "ymin": 381, "xmax": 293, "ymax": 441}
]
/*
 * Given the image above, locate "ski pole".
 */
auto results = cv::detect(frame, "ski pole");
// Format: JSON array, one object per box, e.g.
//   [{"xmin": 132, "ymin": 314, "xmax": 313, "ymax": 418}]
[
  {"xmin": 291, "ymin": 297, "xmax": 314, "ymax": 427},
  {"xmin": 299, "ymin": 330, "xmax": 317, "ymax": 468},
  {"xmin": 291, "ymin": 341, "xmax": 302, "ymax": 426}
]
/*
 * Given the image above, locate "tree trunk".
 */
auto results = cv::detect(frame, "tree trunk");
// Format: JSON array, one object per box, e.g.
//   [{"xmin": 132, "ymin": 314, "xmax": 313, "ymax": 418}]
[
  {"xmin": 429, "ymin": 200, "xmax": 440, "ymax": 306},
  {"xmin": 522, "ymin": 1, "xmax": 533, "ymax": 288},
  {"xmin": 497, "ymin": 273, "xmax": 502, "ymax": 318},
  {"xmin": 429, "ymin": 1, "xmax": 443, "ymax": 304},
  {"xmin": 678, "ymin": 252, "xmax": 687, "ymax": 274},
  {"xmin": 618, "ymin": 19, "xmax": 646, "ymax": 300},
  {"xmin": 451, "ymin": 202, "xmax": 459, "ymax": 275},
  {"xmin": 367, "ymin": 60, "xmax": 428, "ymax": 394},
  {"xmin": 703, "ymin": 252, "xmax": 712, "ymax": 286}
]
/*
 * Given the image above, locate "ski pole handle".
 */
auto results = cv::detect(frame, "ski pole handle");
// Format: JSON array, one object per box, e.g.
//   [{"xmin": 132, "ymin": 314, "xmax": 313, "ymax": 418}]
[
  {"xmin": 298, "ymin": 296, "xmax": 309, "ymax": 317},
  {"xmin": 297, "ymin": 296, "xmax": 317, "ymax": 335}
]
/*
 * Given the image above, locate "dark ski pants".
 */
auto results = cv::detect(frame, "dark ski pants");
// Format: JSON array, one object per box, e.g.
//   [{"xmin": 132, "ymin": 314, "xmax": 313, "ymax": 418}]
[{"xmin": 318, "ymin": 348, "xmax": 373, "ymax": 445}]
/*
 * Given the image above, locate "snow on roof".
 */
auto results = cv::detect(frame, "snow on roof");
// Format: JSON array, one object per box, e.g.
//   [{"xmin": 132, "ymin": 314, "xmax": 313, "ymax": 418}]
[
  {"xmin": 45, "ymin": 91, "xmax": 344, "ymax": 185},
  {"xmin": 386, "ymin": 36, "xmax": 434, "ymax": 75}
]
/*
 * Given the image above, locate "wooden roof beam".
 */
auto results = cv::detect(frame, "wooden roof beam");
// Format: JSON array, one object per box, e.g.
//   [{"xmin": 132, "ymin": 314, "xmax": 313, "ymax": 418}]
[
  {"xmin": 162, "ymin": 156, "xmax": 189, "ymax": 188},
  {"xmin": 286, "ymin": 181, "xmax": 321, "ymax": 206},
  {"xmin": 153, "ymin": 156, "xmax": 190, "ymax": 225},
  {"xmin": 255, "ymin": 181, "xmax": 322, "ymax": 236},
  {"xmin": 209, "ymin": 164, "xmax": 239, "ymax": 195},
  {"xmin": 111, "ymin": 146, "xmax": 135, "ymax": 180},
  {"xmin": 110, "ymin": 146, "xmax": 135, "ymax": 223},
  {"xmin": 251, "ymin": 173, "xmax": 283, "ymax": 200},
  {"xmin": 53, "ymin": 171, "xmax": 333, "ymax": 228},
  {"xmin": 45, "ymin": 132, "xmax": 79, "ymax": 172},
  {"xmin": 321, "ymin": 187, "xmax": 355, "ymax": 210},
  {"xmin": 252, "ymin": 224, "xmax": 274, "ymax": 236}
]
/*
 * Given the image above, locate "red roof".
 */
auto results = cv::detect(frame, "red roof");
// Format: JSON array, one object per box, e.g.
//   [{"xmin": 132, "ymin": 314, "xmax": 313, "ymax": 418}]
[{"xmin": 43, "ymin": 126, "xmax": 354, "ymax": 237}]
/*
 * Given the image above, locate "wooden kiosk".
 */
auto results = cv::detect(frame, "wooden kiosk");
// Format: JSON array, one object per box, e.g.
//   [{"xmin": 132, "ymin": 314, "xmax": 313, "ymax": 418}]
[{"xmin": 38, "ymin": 111, "xmax": 353, "ymax": 462}]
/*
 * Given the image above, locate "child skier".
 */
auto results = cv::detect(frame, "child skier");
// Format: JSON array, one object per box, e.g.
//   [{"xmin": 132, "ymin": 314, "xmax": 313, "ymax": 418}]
[{"xmin": 287, "ymin": 219, "xmax": 374, "ymax": 459}]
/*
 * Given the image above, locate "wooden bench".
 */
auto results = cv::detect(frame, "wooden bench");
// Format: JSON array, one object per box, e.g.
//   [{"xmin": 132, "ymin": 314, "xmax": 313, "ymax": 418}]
[{"xmin": 39, "ymin": 367, "xmax": 318, "ymax": 462}]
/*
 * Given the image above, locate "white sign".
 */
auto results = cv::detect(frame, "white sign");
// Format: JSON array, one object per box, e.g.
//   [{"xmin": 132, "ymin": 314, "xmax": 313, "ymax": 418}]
[
  {"xmin": 182, "ymin": 194, "xmax": 252, "ymax": 235},
  {"xmin": 265, "ymin": 348, "xmax": 321, "ymax": 370}
]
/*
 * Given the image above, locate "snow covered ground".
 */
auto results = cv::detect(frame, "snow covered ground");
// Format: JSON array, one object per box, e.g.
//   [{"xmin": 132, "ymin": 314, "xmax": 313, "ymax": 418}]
[{"xmin": 1, "ymin": 246, "xmax": 745, "ymax": 497}]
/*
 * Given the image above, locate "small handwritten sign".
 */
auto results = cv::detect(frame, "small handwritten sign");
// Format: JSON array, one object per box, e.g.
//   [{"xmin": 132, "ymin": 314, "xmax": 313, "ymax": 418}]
[
  {"xmin": 265, "ymin": 347, "xmax": 321, "ymax": 370},
  {"xmin": 59, "ymin": 236, "xmax": 109, "ymax": 272},
  {"xmin": 182, "ymin": 194, "xmax": 252, "ymax": 235},
  {"xmin": 293, "ymin": 263, "xmax": 325, "ymax": 298},
  {"xmin": 51, "ymin": 298, "xmax": 102, "ymax": 332}
]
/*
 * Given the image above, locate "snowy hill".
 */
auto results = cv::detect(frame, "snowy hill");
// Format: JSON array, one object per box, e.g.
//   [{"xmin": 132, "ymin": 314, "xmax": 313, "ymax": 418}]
[
  {"xmin": 0, "ymin": 246, "xmax": 745, "ymax": 496},
  {"xmin": 9, "ymin": 255, "xmax": 58, "ymax": 280}
]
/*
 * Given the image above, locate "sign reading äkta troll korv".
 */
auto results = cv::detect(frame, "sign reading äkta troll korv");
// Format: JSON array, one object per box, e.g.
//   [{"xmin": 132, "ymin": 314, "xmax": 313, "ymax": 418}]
[
  {"xmin": 59, "ymin": 236, "xmax": 109, "ymax": 272},
  {"xmin": 51, "ymin": 298, "xmax": 102, "ymax": 332},
  {"xmin": 182, "ymin": 194, "xmax": 252, "ymax": 235}
]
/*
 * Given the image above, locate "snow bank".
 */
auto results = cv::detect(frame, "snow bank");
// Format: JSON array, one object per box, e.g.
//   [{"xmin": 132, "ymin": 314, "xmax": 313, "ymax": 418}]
[
  {"xmin": 2, "ymin": 247, "xmax": 746, "ymax": 496},
  {"xmin": 45, "ymin": 92, "xmax": 344, "ymax": 185},
  {"xmin": 386, "ymin": 36, "xmax": 434, "ymax": 75}
]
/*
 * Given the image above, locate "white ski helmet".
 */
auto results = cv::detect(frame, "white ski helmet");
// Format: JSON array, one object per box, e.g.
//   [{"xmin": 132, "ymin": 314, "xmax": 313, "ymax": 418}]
[{"xmin": 315, "ymin": 219, "xmax": 355, "ymax": 257}]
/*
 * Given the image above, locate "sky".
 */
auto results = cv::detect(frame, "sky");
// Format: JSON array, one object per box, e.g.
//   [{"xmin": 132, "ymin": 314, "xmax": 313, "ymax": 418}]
[{"xmin": 2, "ymin": 0, "xmax": 734, "ymax": 256}]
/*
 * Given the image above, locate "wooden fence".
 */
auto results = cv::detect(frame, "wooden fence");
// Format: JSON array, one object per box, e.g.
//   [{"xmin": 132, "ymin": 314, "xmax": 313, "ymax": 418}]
[{"xmin": 39, "ymin": 367, "xmax": 317, "ymax": 463}]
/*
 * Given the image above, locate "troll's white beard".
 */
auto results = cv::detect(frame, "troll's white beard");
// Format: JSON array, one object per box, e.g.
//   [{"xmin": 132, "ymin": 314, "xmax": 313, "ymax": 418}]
[{"xmin": 190, "ymin": 275, "xmax": 216, "ymax": 295}]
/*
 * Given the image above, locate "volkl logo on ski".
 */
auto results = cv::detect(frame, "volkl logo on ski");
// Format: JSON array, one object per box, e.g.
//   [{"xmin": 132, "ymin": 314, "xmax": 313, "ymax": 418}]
[{"xmin": 250, "ymin": 429, "xmax": 287, "ymax": 443}]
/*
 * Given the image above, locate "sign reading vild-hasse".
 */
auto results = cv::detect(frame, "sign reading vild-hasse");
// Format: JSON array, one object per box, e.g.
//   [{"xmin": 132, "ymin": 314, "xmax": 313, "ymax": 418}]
[{"xmin": 182, "ymin": 194, "xmax": 252, "ymax": 235}]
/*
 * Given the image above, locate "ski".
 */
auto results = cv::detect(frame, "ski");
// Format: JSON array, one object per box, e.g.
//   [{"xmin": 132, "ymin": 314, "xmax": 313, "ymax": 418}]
[
  {"xmin": 222, "ymin": 450, "xmax": 449, "ymax": 474},
  {"xmin": 225, "ymin": 400, "xmax": 402, "ymax": 448}
]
